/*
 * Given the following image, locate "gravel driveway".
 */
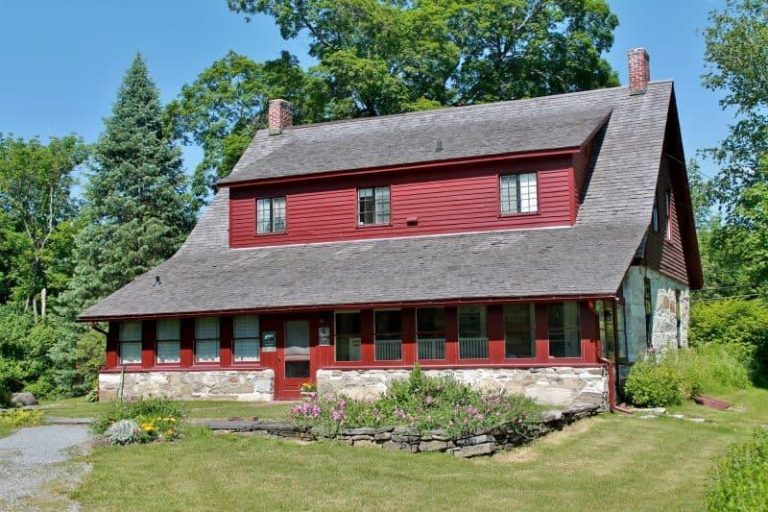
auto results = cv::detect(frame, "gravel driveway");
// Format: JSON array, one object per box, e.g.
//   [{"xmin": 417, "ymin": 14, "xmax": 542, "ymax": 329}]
[{"xmin": 0, "ymin": 425, "xmax": 92, "ymax": 510}]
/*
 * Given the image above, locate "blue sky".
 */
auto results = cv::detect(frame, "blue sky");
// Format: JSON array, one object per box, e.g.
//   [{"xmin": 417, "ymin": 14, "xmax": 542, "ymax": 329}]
[{"xmin": 0, "ymin": 0, "xmax": 728, "ymax": 181}]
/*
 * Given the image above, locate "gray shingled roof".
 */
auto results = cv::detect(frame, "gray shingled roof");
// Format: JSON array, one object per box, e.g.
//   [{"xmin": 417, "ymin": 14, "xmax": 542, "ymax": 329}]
[
  {"xmin": 219, "ymin": 102, "xmax": 613, "ymax": 183},
  {"xmin": 80, "ymin": 82, "xmax": 674, "ymax": 320}
]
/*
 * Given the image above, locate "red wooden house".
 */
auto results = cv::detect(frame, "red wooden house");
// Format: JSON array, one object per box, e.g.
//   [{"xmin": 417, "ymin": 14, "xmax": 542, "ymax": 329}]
[{"xmin": 80, "ymin": 49, "xmax": 702, "ymax": 409}]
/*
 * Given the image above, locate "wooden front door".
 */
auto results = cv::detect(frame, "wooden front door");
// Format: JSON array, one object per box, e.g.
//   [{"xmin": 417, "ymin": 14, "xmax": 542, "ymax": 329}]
[{"xmin": 276, "ymin": 319, "xmax": 312, "ymax": 399}]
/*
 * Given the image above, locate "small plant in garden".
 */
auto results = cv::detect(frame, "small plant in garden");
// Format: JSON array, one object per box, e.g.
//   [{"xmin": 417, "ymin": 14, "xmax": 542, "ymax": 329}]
[
  {"xmin": 290, "ymin": 365, "xmax": 540, "ymax": 439},
  {"xmin": 95, "ymin": 398, "xmax": 186, "ymax": 444},
  {"xmin": 707, "ymin": 429, "xmax": 768, "ymax": 511},
  {"xmin": 106, "ymin": 420, "xmax": 141, "ymax": 445},
  {"xmin": 300, "ymin": 382, "xmax": 317, "ymax": 393},
  {"xmin": 0, "ymin": 408, "xmax": 43, "ymax": 431}
]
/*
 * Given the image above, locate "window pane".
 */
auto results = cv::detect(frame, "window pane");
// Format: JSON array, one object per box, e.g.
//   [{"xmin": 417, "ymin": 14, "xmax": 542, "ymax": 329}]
[
  {"xmin": 417, "ymin": 308, "xmax": 445, "ymax": 338},
  {"xmin": 120, "ymin": 341, "xmax": 142, "ymax": 364},
  {"xmin": 375, "ymin": 187, "xmax": 390, "ymax": 224},
  {"xmin": 272, "ymin": 197, "xmax": 286, "ymax": 232},
  {"xmin": 335, "ymin": 312, "xmax": 361, "ymax": 361},
  {"xmin": 196, "ymin": 340, "xmax": 220, "ymax": 362},
  {"xmin": 156, "ymin": 319, "xmax": 180, "ymax": 341},
  {"xmin": 519, "ymin": 173, "xmax": 538, "ymax": 212},
  {"xmin": 458, "ymin": 306, "xmax": 486, "ymax": 338},
  {"xmin": 234, "ymin": 339, "xmax": 260, "ymax": 361},
  {"xmin": 196, "ymin": 317, "xmax": 219, "ymax": 341},
  {"xmin": 500, "ymin": 175, "xmax": 518, "ymax": 214},
  {"xmin": 504, "ymin": 304, "xmax": 534, "ymax": 357},
  {"xmin": 358, "ymin": 188, "xmax": 374, "ymax": 225},
  {"xmin": 549, "ymin": 302, "xmax": 581, "ymax": 358},
  {"xmin": 257, "ymin": 198, "xmax": 272, "ymax": 233},
  {"xmin": 157, "ymin": 341, "xmax": 180, "ymax": 363},
  {"xmin": 374, "ymin": 310, "xmax": 401, "ymax": 361},
  {"xmin": 234, "ymin": 316, "xmax": 259, "ymax": 339},
  {"xmin": 120, "ymin": 321, "xmax": 142, "ymax": 342}
]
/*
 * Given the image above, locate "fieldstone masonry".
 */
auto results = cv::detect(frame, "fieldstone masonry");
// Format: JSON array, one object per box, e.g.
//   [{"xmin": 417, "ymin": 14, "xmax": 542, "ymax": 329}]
[
  {"xmin": 98, "ymin": 370, "xmax": 274, "ymax": 402},
  {"xmin": 317, "ymin": 367, "xmax": 608, "ymax": 409}
]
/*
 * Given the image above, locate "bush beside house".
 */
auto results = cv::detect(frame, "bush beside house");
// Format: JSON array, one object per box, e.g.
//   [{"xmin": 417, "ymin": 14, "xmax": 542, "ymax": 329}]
[{"xmin": 707, "ymin": 429, "xmax": 768, "ymax": 511}]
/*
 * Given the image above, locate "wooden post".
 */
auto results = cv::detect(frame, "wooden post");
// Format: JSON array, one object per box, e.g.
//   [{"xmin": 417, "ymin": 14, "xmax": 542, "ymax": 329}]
[
  {"xmin": 444, "ymin": 306, "xmax": 458, "ymax": 363},
  {"xmin": 220, "ymin": 316, "xmax": 233, "ymax": 367},
  {"xmin": 106, "ymin": 321, "xmax": 119, "ymax": 368},
  {"xmin": 180, "ymin": 318, "xmax": 194, "ymax": 367}
]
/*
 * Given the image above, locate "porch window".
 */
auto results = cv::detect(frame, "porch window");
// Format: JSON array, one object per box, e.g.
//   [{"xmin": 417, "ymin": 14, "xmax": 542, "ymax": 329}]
[
  {"xmin": 596, "ymin": 301, "xmax": 615, "ymax": 360},
  {"xmin": 335, "ymin": 311, "xmax": 361, "ymax": 362},
  {"xmin": 549, "ymin": 302, "xmax": 581, "ymax": 357},
  {"xmin": 458, "ymin": 306, "xmax": 488, "ymax": 359},
  {"xmin": 358, "ymin": 186, "xmax": 390, "ymax": 225},
  {"xmin": 195, "ymin": 317, "xmax": 220, "ymax": 363},
  {"xmin": 375, "ymin": 310, "xmax": 402, "ymax": 361},
  {"xmin": 500, "ymin": 173, "xmax": 537, "ymax": 214},
  {"xmin": 504, "ymin": 304, "xmax": 535, "ymax": 358},
  {"xmin": 156, "ymin": 319, "xmax": 180, "ymax": 364},
  {"xmin": 256, "ymin": 196, "xmax": 286, "ymax": 234},
  {"xmin": 417, "ymin": 307, "xmax": 445, "ymax": 360},
  {"xmin": 234, "ymin": 315, "xmax": 260, "ymax": 362},
  {"xmin": 119, "ymin": 321, "xmax": 142, "ymax": 365}
]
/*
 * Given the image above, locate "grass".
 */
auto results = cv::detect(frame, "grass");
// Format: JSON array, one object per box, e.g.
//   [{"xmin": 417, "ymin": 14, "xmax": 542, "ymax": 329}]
[
  {"xmin": 40, "ymin": 397, "xmax": 292, "ymax": 421},
  {"xmin": 69, "ymin": 387, "xmax": 768, "ymax": 511}
]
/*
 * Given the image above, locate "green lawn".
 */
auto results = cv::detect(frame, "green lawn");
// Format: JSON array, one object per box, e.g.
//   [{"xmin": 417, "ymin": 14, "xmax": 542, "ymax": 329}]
[
  {"xmin": 69, "ymin": 388, "xmax": 768, "ymax": 512},
  {"xmin": 40, "ymin": 397, "xmax": 293, "ymax": 421}
]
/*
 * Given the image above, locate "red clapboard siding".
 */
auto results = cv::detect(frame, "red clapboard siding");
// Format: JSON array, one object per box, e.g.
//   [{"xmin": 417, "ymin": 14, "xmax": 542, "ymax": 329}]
[
  {"xmin": 230, "ymin": 156, "xmax": 574, "ymax": 248},
  {"xmin": 644, "ymin": 157, "xmax": 689, "ymax": 284}
]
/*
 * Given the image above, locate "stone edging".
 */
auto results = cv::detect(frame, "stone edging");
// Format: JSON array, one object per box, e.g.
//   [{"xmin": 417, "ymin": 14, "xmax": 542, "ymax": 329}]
[{"xmin": 202, "ymin": 405, "xmax": 601, "ymax": 458}]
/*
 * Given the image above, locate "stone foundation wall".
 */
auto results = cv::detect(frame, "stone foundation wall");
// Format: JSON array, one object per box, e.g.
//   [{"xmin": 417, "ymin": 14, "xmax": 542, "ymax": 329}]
[
  {"xmin": 622, "ymin": 266, "xmax": 690, "ymax": 362},
  {"xmin": 98, "ymin": 370, "xmax": 274, "ymax": 402},
  {"xmin": 317, "ymin": 367, "xmax": 608, "ymax": 409}
]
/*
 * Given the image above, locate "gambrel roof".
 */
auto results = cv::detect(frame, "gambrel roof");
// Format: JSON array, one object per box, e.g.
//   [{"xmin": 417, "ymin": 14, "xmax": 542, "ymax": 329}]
[{"xmin": 80, "ymin": 81, "xmax": 701, "ymax": 321}]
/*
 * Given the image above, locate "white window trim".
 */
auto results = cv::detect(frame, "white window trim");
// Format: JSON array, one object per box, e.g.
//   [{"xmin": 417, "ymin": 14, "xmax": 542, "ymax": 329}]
[{"xmin": 500, "ymin": 172, "xmax": 539, "ymax": 215}]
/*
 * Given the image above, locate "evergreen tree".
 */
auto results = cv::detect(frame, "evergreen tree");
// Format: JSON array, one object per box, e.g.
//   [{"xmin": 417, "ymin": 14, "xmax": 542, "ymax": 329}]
[{"xmin": 63, "ymin": 54, "xmax": 197, "ymax": 317}]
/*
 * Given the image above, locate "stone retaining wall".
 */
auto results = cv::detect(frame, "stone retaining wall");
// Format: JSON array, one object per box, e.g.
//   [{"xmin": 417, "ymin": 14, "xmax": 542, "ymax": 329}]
[
  {"xmin": 204, "ymin": 405, "xmax": 600, "ymax": 458},
  {"xmin": 98, "ymin": 370, "xmax": 274, "ymax": 402},
  {"xmin": 317, "ymin": 367, "xmax": 608, "ymax": 409}
]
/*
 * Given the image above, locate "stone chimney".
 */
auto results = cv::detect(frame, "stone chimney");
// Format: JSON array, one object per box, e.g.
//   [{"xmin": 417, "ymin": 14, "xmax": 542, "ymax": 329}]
[
  {"xmin": 627, "ymin": 48, "xmax": 650, "ymax": 95},
  {"xmin": 268, "ymin": 99, "xmax": 293, "ymax": 135}
]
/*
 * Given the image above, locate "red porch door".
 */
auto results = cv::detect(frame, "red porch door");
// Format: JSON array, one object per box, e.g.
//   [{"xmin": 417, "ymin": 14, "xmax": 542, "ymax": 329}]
[{"xmin": 276, "ymin": 319, "xmax": 313, "ymax": 400}]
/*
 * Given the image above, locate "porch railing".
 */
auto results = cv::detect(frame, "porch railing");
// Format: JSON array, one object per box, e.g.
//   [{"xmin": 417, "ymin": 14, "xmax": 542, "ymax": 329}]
[
  {"xmin": 459, "ymin": 337, "xmax": 489, "ymax": 359},
  {"xmin": 375, "ymin": 338, "xmax": 402, "ymax": 361},
  {"xmin": 417, "ymin": 337, "xmax": 445, "ymax": 360}
]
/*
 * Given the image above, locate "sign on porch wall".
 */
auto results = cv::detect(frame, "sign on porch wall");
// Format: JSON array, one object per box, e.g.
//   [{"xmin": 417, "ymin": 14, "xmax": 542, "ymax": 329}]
[{"xmin": 262, "ymin": 331, "xmax": 277, "ymax": 352}]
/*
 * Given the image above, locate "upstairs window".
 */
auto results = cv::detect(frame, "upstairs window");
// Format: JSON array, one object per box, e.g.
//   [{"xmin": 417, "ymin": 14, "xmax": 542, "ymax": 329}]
[
  {"xmin": 156, "ymin": 319, "xmax": 180, "ymax": 364},
  {"xmin": 358, "ymin": 186, "xmax": 390, "ymax": 225},
  {"xmin": 119, "ymin": 321, "xmax": 142, "ymax": 365},
  {"xmin": 500, "ymin": 173, "xmax": 537, "ymax": 214},
  {"xmin": 257, "ymin": 196, "xmax": 286, "ymax": 234}
]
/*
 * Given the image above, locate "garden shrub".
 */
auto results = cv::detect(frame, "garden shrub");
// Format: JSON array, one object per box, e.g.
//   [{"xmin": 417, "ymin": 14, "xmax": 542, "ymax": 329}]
[
  {"xmin": 624, "ymin": 344, "xmax": 753, "ymax": 407},
  {"xmin": 0, "ymin": 385, "xmax": 10, "ymax": 408},
  {"xmin": 707, "ymin": 430, "xmax": 768, "ymax": 511},
  {"xmin": 93, "ymin": 397, "xmax": 187, "ymax": 438},
  {"xmin": 291, "ymin": 365, "xmax": 541, "ymax": 439},
  {"xmin": 105, "ymin": 419, "xmax": 141, "ymax": 445},
  {"xmin": 0, "ymin": 408, "xmax": 43, "ymax": 431}
]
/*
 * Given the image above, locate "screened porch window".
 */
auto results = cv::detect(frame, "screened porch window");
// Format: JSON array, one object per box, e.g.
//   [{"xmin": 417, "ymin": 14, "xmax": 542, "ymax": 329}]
[
  {"xmin": 500, "ymin": 173, "xmax": 537, "ymax": 214},
  {"xmin": 335, "ymin": 312, "xmax": 361, "ymax": 362},
  {"xmin": 375, "ymin": 310, "xmax": 402, "ymax": 361},
  {"xmin": 458, "ymin": 306, "xmax": 488, "ymax": 359},
  {"xmin": 234, "ymin": 316, "xmax": 260, "ymax": 362},
  {"xmin": 417, "ymin": 307, "xmax": 445, "ymax": 360},
  {"xmin": 358, "ymin": 186, "xmax": 390, "ymax": 225},
  {"xmin": 119, "ymin": 321, "xmax": 142, "ymax": 365},
  {"xmin": 156, "ymin": 319, "xmax": 180, "ymax": 364},
  {"xmin": 256, "ymin": 196, "xmax": 286, "ymax": 234},
  {"xmin": 504, "ymin": 304, "xmax": 535, "ymax": 358},
  {"xmin": 549, "ymin": 302, "xmax": 581, "ymax": 358},
  {"xmin": 195, "ymin": 317, "xmax": 220, "ymax": 363}
]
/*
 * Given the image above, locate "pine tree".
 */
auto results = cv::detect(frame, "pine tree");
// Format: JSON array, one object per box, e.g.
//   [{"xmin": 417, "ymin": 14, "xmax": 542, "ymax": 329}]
[{"xmin": 63, "ymin": 54, "xmax": 197, "ymax": 317}]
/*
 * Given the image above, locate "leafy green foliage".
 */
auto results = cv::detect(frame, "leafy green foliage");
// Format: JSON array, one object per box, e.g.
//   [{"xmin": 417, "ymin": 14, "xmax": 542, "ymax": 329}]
[
  {"xmin": 291, "ymin": 365, "xmax": 541, "ymax": 438},
  {"xmin": 707, "ymin": 429, "xmax": 768, "ymax": 512},
  {"xmin": 93, "ymin": 397, "xmax": 188, "ymax": 435},
  {"xmin": 0, "ymin": 408, "xmax": 43, "ymax": 436},
  {"xmin": 63, "ymin": 54, "xmax": 197, "ymax": 317},
  {"xmin": 624, "ymin": 345, "xmax": 753, "ymax": 407}
]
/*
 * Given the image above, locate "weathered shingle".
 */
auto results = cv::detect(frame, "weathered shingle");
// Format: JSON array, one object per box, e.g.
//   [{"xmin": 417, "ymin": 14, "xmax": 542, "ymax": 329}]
[{"xmin": 80, "ymin": 82, "xmax": 674, "ymax": 320}]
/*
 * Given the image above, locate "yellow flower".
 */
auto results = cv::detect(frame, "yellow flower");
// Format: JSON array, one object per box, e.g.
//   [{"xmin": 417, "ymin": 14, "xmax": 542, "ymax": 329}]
[{"xmin": 166, "ymin": 429, "xmax": 174, "ymax": 436}]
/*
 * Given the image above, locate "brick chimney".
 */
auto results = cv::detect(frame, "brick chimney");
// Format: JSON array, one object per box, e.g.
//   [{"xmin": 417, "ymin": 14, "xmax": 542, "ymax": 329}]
[
  {"xmin": 268, "ymin": 99, "xmax": 293, "ymax": 135},
  {"xmin": 627, "ymin": 48, "xmax": 650, "ymax": 95}
]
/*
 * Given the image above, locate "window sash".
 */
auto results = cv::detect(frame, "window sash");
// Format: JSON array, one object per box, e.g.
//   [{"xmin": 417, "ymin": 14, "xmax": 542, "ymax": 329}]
[
  {"xmin": 119, "ymin": 321, "xmax": 142, "ymax": 342},
  {"xmin": 257, "ymin": 197, "xmax": 286, "ymax": 234},
  {"xmin": 156, "ymin": 319, "xmax": 180, "ymax": 341},
  {"xmin": 416, "ymin": 307, "xmax": 445, "ymax": 339},
  {"xmin": 458, "ymin": 306, "xmax": 486, "ymax": 339},
  {"xmin": 549, "ymin": 302, "xmax": 581, "ymax": 358},
  {"xmin": 233, "ymin": 315, "xmax": 260, "ymax": 362},
  {"xmin": 234, "ymin": 338, "xmax": 260, "ymax": 362},
  {"xmin": 195, "ymin": 340, "xmax": 220, "ymax": 363},
  {"xmin": 358, "ymin": 187, "xmax": 390, "ymax": 225},
  {"xmin": 195, "ymin": 317, "xmax": 219, "ymax": 341},
  {"xmin": 156, "ymin": 341, "xmax": 180, "ymax": 364},
  {"xmin": 500, "ymin": 173, "xmax": 537, "ymax": 214},
  {"xmin": 120, "ymin": 341, "xmax": 142, "ymax": 364}
]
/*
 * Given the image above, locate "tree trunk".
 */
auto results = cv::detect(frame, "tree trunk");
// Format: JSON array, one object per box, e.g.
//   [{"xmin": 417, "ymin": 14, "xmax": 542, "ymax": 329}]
[{"xmin": 41, "ymin": 288, "xmax": 47, "ymax": 318}]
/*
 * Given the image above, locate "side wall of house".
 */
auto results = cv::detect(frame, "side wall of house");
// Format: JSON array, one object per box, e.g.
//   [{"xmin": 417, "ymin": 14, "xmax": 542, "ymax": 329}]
[{"xmin": 621, "ymin": 266, "xmax": 690, "ymax": 362}]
